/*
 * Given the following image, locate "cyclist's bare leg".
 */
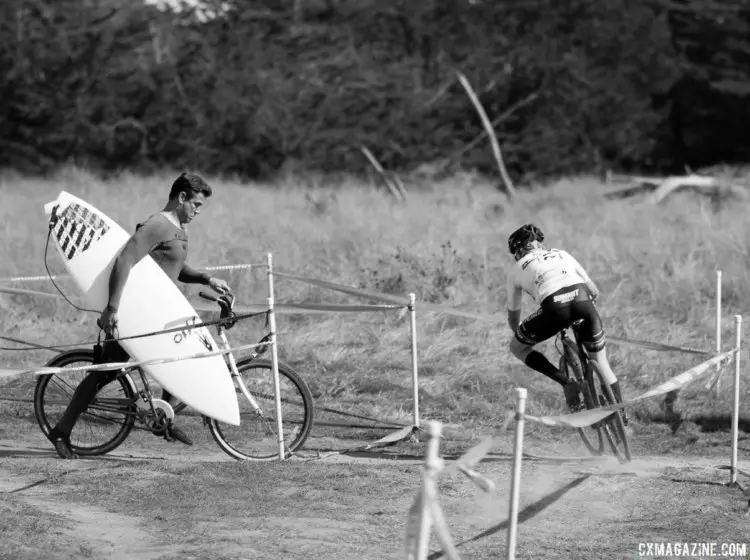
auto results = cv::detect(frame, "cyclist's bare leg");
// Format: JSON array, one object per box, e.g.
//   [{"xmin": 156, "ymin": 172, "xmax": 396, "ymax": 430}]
[
  {"xmin": 587, "ymin": 345, "xmax": 629, "ymax": 424},
  {"xmin": 588, "ymin": 348, "xmax": 617, "ymax": 385}
]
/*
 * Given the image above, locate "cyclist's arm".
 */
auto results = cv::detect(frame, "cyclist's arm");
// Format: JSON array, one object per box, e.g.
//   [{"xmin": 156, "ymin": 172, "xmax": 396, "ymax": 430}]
[
  {"xmin": 567, "ymin": 252, "xmax": 600, "ymax": 301},
  {"xmin": 178, "ymin": 264, "xmax": 210, "ymax": 285},
  {"xmin": 106, "ymin": 221, "xmax": 171, "ymax": 311},
  {"xmin": 506, "ymin": 273, "xmax": 523, "ymax": 332}
]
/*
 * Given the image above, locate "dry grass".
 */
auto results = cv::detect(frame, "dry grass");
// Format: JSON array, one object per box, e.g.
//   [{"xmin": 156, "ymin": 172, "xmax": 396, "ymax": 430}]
[{"xmin": 1, "ymin": 166, "xmax": 748, "ymax": 443}]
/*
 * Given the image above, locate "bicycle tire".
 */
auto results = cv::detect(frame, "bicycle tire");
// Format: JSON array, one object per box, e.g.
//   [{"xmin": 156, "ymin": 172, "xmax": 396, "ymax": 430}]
[
  {"xmin": 561, "ymin": 338, "xmax": 605, "ymax": 456},
  {"xmin": 34, "ymin": 349, "xmax": 137, "ymax": 456},
  {"xmin": 207, "ymin": 358, "xmax": 314, "ymax": 461},
  {"xmin": 588, "ymin": 361, "xmax": 632, "ymax": 462}
]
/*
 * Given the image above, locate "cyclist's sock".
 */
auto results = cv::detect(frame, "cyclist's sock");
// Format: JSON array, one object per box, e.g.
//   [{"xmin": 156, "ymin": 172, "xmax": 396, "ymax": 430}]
[
  {"xmin": 609, "ymin": 381, "xmax": 623, "ymax": 404},
  {"xmin": 524, "ymin": 351, "xmax": 567, "ymax": 385}
]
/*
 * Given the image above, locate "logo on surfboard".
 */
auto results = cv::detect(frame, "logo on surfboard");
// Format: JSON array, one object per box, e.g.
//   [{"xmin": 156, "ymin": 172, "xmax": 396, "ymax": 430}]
[
  {"xmin": 49, "ymin": 202, "xmax": 110, "ymax": 261},
  {"xmin": 173, "ymin": 316, "xmax": 214, "ymax": 352}
]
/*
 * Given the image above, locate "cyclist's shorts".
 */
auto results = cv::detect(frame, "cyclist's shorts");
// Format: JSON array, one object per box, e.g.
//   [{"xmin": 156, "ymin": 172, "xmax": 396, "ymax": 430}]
[{"xmin": 515, "ymin": 283, "xmax": 605, "ymax": 351}]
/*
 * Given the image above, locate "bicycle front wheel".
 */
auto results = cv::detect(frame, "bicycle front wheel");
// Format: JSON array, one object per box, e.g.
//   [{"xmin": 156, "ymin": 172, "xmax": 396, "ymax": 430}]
[
  {"xmin": 589, "ymin": 362, "xmax": 632, "ymax": 463},
  {"xmin": 208, "ymin": 358, "xmax": 314, "ymax": 461},
  {"xmin": 561, "ymin": 339, "xmax": 605, "ymax": 456},
  {"xmin": 34, "ymin": 349, "xmax": 137, "ymax": 456}
]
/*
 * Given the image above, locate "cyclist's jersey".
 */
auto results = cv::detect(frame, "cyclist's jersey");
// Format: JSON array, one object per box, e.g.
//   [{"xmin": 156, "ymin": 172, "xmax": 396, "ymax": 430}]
[
  {"xmin": 132, "ymin": 213, "xmax": 197, "ymax": 284},
  {"xmin": 108, "ymin": 213, "xmax": 206, "ymax": 309},
  {"xmin": 506, "ymin": 248, "xmax": 592, "ymax": 311}
]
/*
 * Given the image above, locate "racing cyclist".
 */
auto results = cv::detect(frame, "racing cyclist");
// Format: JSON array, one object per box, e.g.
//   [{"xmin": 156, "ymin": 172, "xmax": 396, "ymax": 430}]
[{"xmin": 505, "ymin": 224, "xmax": 628, "ymax": 424}]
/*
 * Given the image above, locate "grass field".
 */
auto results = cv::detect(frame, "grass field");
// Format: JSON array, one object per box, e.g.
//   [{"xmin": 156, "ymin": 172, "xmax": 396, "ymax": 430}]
[
  {"xmin": 1, "ymin": 167, "xmax": 749, "ymax": 559},
  {"xmin": 1, "ymin": 167, "xmax": 748, "ymax": 431}
]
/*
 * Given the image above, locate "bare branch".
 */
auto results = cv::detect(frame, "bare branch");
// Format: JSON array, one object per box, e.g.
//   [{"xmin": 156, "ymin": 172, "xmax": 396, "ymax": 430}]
[
  {"xmin": 360, "ymin": 145, "xmax": 407, "ymax": 202},
  {"xmin": 455, "ymin": 71, "xmax": 516, "ymax": 197}
]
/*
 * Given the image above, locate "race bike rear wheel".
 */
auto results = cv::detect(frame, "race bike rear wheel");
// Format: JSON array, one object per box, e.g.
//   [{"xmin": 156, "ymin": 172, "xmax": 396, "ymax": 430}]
[{"xmin": 560, "ymin": 338, "xmax": 605, "ymax": 456}]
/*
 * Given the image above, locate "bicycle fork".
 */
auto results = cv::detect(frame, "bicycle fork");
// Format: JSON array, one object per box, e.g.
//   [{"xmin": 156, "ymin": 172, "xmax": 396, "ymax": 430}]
[{"xmin": 215, "ymin": 327, "xmax": 265, "ymax": 416}]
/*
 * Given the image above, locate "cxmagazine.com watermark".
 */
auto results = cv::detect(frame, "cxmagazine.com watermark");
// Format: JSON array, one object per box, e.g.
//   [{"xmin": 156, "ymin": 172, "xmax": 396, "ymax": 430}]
[{"xmin": 638, "ymin": 542, "xmax": 748, "ymax": 558}]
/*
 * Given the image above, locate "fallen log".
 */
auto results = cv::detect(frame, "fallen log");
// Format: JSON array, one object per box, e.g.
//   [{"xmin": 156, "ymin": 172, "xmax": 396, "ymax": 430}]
[{"xmin": 603, "ymin": 171, "xmax": 747, "ymax": 203}]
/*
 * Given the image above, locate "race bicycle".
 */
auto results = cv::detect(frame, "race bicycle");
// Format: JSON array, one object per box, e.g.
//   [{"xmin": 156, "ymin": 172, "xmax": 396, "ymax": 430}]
[
  {"xmin": 33, "ymin": 292, "xmax": 314, "ymax": 461},
  {"xmin": 557, "ymin": 319, "xmax": 631, "ymax": 463}
]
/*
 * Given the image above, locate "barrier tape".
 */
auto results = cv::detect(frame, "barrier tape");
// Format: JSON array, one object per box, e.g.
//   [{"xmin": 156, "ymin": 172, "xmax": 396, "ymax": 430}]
[
  {"xmin": 304, "ymin": 425, "xmax": 416, "ymax": 462},
  {"xmin": 0, "ymin": 286, "xmax": 60, "ymax": 299},
  {"xmin": 0, "ymin": 265, "xmax": 723, "ymax": 358},
  {"xmin": 526, "ymin": 348, "xmax": 738, "ymax": 428},
  {"xmin": 272, "ymin": 270, "xmax": 410, "ymax": 306},
  {"xmin": 5, "ymin": 339, "xmax": 272, "ymax": 378},
  {"xmin": 198, "ymin": 302, "xmax": 405, "ymax": 315},
  {"xmin": 0, "ymin": 335, "xmax": 66, "ymax": 353},
  {"xmin": 0, "ymin": 263, "xmax": 268, "ymax": 283},
  {"xmin": 0, "ymin": 306, "xmax": 270, "ymax": 352},
  {"xmin": 271, "ymin": 271, "xmax": 720, "ymax": 354},
  {"xmin": 607, "ymin": 335, "xmax": 710, "ymax": 356}
]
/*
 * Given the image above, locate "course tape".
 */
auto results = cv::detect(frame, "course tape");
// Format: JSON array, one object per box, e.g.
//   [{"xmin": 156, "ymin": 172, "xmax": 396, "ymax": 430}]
[
  {"xmin": 0, "ymin": 263, "xmax": 268, "ymax": 283},
  {"xmin": 6, "ymin": 340, "xmax": 272, "ymax": 378},
  {"xmin": 0, "ymin": 306, "xmax": 269, "ymax": 352},
  {"xmin": 526, "ymin": 348, "xmax": 738, "ymax": 428},
  {"xmin": 272, "ymin": 271, "xmax": 718, "ymax": 353},
  {"xmin": 0, "ymin": 285, "xmax": 59, "ymax": 299},
  {"xmin": 273, "ymin": 270, "xmax": 410, "ymax": 306},
  {"xmin": 197, "ymin": 301, "xmax": 405, "ymax": 315},
  {"xmin": 0, "ymin": 266, "xmax": 720, "ymax": 356},
  {"xmin": 607, "ymin": 335, "xmax": 710, "ymax": 356}
]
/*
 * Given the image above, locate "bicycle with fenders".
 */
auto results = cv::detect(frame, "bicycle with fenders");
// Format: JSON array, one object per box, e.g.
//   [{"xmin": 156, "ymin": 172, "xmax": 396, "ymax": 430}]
[
  {"xmin": 34, "ymin": 292, "xmax": 314, "ymax": 461},
  {"xmin": 557, "ymin": 319, "xmax": 631, "ymax": 463}
]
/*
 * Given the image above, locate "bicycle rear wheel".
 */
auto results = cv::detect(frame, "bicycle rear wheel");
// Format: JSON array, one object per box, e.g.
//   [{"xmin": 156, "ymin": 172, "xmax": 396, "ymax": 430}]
[
  {"xmin": 207, "ymin": 358, "xmax": 314, "ymax": 461},
  {"xmin": 588, "ymin": 362, "xmax": 632, "ymax": 462},
  {"xmin": 34, "ymin": 349, "xmax": 137, "ymax": 456},
  {"xmin": 560, "ymin": 338, "xmax": 605, "ymax": 456}
]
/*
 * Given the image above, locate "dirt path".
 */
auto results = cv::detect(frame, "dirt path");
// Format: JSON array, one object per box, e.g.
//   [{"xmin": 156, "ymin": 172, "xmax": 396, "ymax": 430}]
[
  {"xmin": 1, "ymin": 464, "xmax": 174, "ymax": 560},
  {"xmin": 1, "ymin": 411, "xmax": 748, "ymax": 560}
]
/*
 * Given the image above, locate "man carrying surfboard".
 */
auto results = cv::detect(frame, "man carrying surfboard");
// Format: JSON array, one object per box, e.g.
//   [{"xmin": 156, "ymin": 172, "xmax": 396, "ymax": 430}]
[{"xmin": 48, "ymin": 172, "xmax": 231, "ymax": 460}]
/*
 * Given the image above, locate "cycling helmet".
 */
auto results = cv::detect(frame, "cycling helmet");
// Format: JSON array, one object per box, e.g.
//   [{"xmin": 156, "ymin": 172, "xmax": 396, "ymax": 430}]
[{"xmin": 508, "ymin": 224, "xmax": 545, "ymax": 254}]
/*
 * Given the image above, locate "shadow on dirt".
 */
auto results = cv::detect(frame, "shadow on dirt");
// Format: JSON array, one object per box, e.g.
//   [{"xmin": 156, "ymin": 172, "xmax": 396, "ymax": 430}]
[
  {"xmin": 689, "ymin": 414, "xmax": 750, "ymax": 433},
  {"xmin": 0, "ymin": 445, "xmax": 56, "ymax": 458},
  {"xmin": 427, "ymin": 474, "xmax": 591, "ymax": 559}
]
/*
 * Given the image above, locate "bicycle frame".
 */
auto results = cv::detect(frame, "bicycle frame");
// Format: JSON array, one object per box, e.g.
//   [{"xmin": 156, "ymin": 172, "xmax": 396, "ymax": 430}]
[
  {"xmin": 560, "ymin": 320, "xmax": 589, "ymax": 366},
  {"xmin": 98, "ymin": 296, "xmax": 270, "ymax": 430},
  {"xmin": 214, "ymin": 318, "xmax": 265, "ymax": 414}
]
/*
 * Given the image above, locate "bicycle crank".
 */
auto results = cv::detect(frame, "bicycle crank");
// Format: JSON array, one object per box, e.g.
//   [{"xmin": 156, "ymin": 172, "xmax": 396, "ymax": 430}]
[{"xmin": 138, "ymin": 398, "xmax": 175, "ymax": 435}]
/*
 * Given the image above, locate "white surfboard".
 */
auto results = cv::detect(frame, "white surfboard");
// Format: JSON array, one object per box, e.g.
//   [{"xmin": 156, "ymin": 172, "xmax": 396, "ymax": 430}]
[{"xmin": 43, "ymin": 191, "xmax": 240, "ymax": 426}]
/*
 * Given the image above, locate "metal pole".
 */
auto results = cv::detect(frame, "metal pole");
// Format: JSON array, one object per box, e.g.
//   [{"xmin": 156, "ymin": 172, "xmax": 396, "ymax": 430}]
[
  {"xmin": 409, "ymin": 293, "xmax": 420, "ymax": 430},
  {"xmin": 415, "ymin": 420, "xmax": 442, "ymax": 559},
  {"xmin": 507, "ymin": 387, "xmax": 527, "ymax": 560},
  {"xmin": 715, "ymin": 270, "xmax": 723, "ymax": 394},
  {"xmin": 731, "ymin": 315, "xmax": 742, "ymax": 485},
  {"xmin": 267, "ymin": 252, "xmax": 285, "ymax": 460}
]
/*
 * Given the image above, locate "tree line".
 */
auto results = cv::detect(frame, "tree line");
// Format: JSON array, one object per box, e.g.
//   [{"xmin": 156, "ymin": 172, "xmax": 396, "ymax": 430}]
[{"xmin": 2, "ymin": 0, "xmax": 749, "ymax": 182}]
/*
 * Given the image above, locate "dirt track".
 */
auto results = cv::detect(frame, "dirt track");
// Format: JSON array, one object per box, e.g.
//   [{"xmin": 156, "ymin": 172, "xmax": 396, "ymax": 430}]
[{"xmin": 2, "ymin": 419, "xmax": 749, "ymax": 560}]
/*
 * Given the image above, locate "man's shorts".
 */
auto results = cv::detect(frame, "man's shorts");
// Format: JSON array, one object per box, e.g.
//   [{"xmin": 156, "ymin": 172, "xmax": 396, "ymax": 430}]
[{"xmin": 515, "ymin": 283, "xmax": 606, "ymax": 352}]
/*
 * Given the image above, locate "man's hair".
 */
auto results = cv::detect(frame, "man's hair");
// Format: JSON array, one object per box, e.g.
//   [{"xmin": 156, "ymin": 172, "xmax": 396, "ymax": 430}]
[{"xmin": 169, "ymin": 172, "xmax": 212, "ymax": 201}]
